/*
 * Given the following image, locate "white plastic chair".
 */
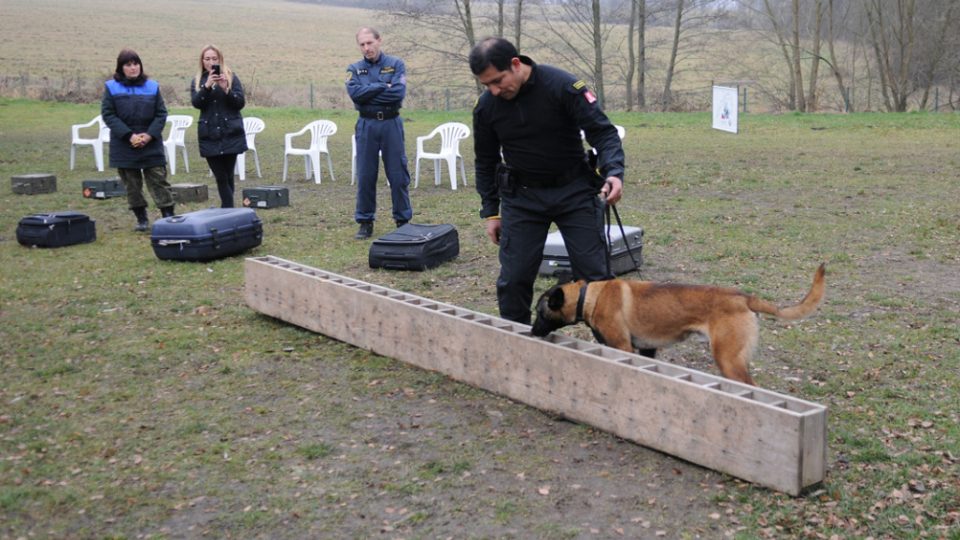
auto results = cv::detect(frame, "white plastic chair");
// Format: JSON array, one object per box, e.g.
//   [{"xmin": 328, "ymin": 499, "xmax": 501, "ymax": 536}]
[
  {"xmin": 70, "ymin": 115, "xmax": 110, "ymax": 172},
  {"xmin": 414, "ymin": 122, "xmax": 470, "ymax": 190},
  {"xmin": 235, "ymin": 117, "xmax": 264, "ymax": 181},
  {"xmin": 164, "ymin": 115, "xmax": 193, "ymax": 175},
  {"xmin": 351, "ymin": 134, "xmax": 385, "ymax": 186},
  {"xmin": 283, "ymin": 120, "xmax": 337, "ymax": 183}
]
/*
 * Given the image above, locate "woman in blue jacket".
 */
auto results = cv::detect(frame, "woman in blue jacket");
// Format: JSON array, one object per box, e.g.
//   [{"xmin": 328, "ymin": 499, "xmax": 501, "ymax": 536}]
[
  {"xmin": 191, "ymin": 45, "xmax": 247, "ymax": 208},
  {"xmin": 101, "ymin": 49, "xmax": 175, "ymax": 231}
]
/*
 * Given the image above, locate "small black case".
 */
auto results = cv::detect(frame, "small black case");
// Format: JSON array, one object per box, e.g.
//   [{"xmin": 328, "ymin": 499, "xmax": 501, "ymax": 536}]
[
  {"xmin": 242, "ymin": 186, "xmax": 289, "ymax": 209},
  {"xmin": 369, "ymin": 223, "xmax": 459, "ymax": 271},
  {"xmin": 82, "ymin": 178, "xmax": 126, "ymax": 199},
  {"xmin": 17, "ymin": 211, "xmax": 96, "ymax": 248}
]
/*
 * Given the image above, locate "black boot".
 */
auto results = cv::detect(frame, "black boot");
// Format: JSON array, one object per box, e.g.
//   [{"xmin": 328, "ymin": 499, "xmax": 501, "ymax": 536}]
[
  {"xmin": 395, "ymin": 220, "xmax": 409, "ymax": 228},
  {"xmin": 160, "ymin": 206, "xmax": 175, "ymax": 218},
  {"xmin": 132, "ymin": 206, "xmax": 149, "ymax": 232},
  {"xmin": 355, "ymin": 221, "xmax": 373, "ymax": 240}
]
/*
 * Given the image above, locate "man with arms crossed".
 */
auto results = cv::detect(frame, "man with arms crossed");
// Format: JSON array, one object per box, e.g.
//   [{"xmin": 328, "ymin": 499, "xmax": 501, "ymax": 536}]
[{"xmin": 346, "ymin": 27, "xmax": 414, "ymax": 239}]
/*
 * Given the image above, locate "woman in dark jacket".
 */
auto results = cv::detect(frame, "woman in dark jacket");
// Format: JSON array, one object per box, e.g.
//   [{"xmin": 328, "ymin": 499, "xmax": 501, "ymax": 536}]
[
  {"xmin": 191, "ymin": 45, "xmax": 247, "ymax": 208},
  {"xmin": 102, "ymin": 48, "xmax": 175, "ymax": 231}
]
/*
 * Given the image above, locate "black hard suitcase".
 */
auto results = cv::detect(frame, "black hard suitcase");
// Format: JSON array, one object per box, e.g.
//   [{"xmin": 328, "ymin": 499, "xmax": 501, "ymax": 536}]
[
  {"xmin": 16, "ymin": 211, "xmax": 96, "ymax": 248},
  {"xmin": 82, "ymin": 178, "xmax": 126, "ymax": 199},
  {"xmin": 242, "ymin": 186, "xmax": 289, "ymax": 209},
  {"xmin": 369, "ymin": 223, "xmax": 459, "ymax": 271},
  {"xmin": 539, "ymin": 225, "xmax": 644, "ymax": 278},
  {"xmin": 151, "ymin": 208, "xmax": 262, "ymax": 262},
  {"xmin": 11, "ymin": 173, "xmax": 57, "ymax": 195}
]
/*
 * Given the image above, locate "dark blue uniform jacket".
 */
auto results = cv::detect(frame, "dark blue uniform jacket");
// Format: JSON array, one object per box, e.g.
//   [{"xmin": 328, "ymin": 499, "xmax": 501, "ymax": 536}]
[
  {"xmin": 101, "ymin": 78, "xmax": 168, "ymax": 169},
  {"xmin": 346, "ymin": 53, "xmax": 407, "ymax": 114}
]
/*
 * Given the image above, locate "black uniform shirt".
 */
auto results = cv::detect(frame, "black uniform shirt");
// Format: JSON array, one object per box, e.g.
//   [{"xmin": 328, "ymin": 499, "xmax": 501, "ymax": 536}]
[{"xmin": 473, "ymin": 56, "xmax": 625, "ymax": 218}]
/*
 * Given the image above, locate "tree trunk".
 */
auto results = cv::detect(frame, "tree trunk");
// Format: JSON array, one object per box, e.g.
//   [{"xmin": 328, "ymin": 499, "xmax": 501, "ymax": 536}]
[
  {"xmin": 792, "ymin": 0, "xmax": 807, "ymax": 111},
  {"xmin": 825, "ymin": 0, "xmax": 850, "ymax": 111},
  {"xmin": 637, "ymin": 0, "xmax": 647, "ymax": 109},
  {"xmin": 496, "ymin": 0, "xmax": 504, "ymax": 38},
  {"xmin": 592, "ymin": 0, "xmax": 605, "ymax": 107},
  {"xmin": 626, "ymin": 0, "xmax": 637, "ymax": 111},
  {"xmin": 662, "ymin": 0, "xmax": 685, "ymax": 111},
  {"xmin": 806, "ymin": 0, "xmax": 824, "ymax": 111},
  {"xmin": 514, "ymin": 0, "xmax": 523, "ymax": 49}
]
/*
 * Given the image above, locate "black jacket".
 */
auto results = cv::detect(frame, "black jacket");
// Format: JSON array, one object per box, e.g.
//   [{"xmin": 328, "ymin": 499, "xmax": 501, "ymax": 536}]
[
  {"xmin": 101, "ymin": 78, "xmax": 168, "ymax": 169},
  {"xmin": 191, "ymin": 73, "xmax": 247, "ymax": 157},
  {"xmin": 473, "ymin": 57, "xmax": 624, "ymax": 219}
]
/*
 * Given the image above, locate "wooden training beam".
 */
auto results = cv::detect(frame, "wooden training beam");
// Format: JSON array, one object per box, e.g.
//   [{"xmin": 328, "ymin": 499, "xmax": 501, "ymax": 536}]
[{"xmin": 244, "ymin": 256, "xmax": 827, "ymax": 495}]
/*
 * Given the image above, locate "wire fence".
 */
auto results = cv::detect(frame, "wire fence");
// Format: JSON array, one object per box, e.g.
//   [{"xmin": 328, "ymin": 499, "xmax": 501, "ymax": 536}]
[{"xmin": 1, "ymin": 72, "xmax": 956, "ymax": 113}]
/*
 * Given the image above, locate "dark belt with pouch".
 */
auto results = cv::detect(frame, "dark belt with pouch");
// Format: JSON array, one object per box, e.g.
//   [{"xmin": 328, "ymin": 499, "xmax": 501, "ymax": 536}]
[{"xmin": 359, "ymin": 110, "xmax": 400, "ymax": 120}]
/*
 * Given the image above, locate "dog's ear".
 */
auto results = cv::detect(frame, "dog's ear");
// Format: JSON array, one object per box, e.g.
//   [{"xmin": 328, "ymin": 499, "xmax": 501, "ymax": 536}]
[{"xmin": 547, "ymin": 287, "xmax": 566, "ymax": 311}]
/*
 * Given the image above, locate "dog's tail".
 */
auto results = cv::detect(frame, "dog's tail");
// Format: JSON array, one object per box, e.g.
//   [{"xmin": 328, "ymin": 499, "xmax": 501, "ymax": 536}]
[{"xmin": 747, "ymin": 263, "xmax": 826, "ymax": 320}]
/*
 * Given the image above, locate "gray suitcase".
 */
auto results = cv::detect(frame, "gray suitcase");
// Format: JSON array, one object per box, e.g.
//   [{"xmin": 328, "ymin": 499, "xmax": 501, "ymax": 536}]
[{"xmin": 539, "ymin": 225, "xmax": 643, "ymax": 278}]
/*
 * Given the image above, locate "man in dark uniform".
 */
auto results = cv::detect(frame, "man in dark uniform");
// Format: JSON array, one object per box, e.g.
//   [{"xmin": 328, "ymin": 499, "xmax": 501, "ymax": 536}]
[
  {"xmin": 346, "ymin": 27, "xmax": 414, "ymax": 240},
  {"xmin": 470, "ymin": 37, "xmax": 625, "ymax": 325}
]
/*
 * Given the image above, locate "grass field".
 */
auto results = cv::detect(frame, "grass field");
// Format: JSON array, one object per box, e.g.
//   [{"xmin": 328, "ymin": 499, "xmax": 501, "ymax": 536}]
[{"xmin": 1, "ymin": 97, "xmax": 959, "ymax": 538}]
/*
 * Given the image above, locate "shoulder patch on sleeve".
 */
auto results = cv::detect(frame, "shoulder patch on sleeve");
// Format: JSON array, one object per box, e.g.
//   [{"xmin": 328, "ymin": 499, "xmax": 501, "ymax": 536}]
[{"xmin": 567, "ymin": 79, "xmax": 590, "ymax": 95}]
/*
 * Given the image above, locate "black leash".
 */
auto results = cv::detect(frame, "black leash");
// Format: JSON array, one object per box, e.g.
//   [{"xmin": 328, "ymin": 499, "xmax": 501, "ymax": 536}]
[{"xmin": 603, "ymin": 201, "xmax": 643, "ymax": 280}]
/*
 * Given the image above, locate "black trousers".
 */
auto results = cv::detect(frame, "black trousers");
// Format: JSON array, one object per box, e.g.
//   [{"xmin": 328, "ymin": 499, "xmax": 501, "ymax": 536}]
[
  {"xmin": 207, "ymin": 154, "xmax": 239, "ymax": 208},
  {"xmin": 497, "ymin": 179, "xmax": 612, "ymax": 325}
]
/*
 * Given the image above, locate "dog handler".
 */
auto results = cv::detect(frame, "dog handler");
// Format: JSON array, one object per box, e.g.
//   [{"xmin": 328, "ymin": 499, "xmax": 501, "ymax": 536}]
[
  {"xmin": 470, "ymin": 37, "xmax": 625, "ymax": 325},
  {"xmin": 346, "ymin": 27, "xmax": 414, "ymax": 240}
]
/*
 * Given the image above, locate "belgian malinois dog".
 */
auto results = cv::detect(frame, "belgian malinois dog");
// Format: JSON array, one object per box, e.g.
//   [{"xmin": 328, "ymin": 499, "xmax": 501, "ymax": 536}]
[{"xmin": 530, "ymin": 264, "xmax": 826, "ymax": 385}]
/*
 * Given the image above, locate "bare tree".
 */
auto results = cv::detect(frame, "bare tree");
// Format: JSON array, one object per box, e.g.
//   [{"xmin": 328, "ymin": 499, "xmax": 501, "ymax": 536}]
[
  {"xmin": 823, "ymin": 0, "xmax": 853, "ymax": 111},
  {"xmin": 805, "ymin": 0, "xmax": 824, "ymax": 110},
  {"xmin": 515, "ymin": 0, "xmax": 524, "ymax": 48},
  {"xmin": 658, "ymin": 0, "xmax": 728, "ymax": 111},
  {"xmin": 528, "ymin": 0, "xmax": 622, "ymax": 105},
  {"xmin": 454, "ymin": 0, "xmax": 477, "ymax": 48},
  {"xmin": 913, "ymin": 0, "xmax": 958, "ymax": 110},
  {"xmin": 625, "ymin": 0, "xmax": 647, "ymax": 111},
  {"xmin": 661, "ymin": 0, "xmax": 685, "ymax": 110}
]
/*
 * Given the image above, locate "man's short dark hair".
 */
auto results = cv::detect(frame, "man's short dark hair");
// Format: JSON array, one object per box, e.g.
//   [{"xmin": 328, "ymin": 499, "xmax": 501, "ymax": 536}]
[{"xmin": 469, "ymin": 37, "xmax": 518, "ymax": 75}]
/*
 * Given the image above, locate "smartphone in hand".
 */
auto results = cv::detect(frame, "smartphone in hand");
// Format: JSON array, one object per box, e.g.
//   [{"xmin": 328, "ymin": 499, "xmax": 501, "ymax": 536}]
[{"xmin": 212, "ymin": 64, "xmax": 221, "ymax": 75}]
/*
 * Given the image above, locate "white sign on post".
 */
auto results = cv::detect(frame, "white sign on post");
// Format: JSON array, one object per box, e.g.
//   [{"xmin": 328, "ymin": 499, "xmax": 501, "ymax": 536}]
[{"xmin": 712, "ymin": 85, "xmax": 739, "ymax": 134}]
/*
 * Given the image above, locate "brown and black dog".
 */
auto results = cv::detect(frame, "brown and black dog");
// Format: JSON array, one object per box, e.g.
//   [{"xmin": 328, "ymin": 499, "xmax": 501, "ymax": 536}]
[{"xmin": 530, "ymin": 264, "xmax": 826, "ymax": 385}]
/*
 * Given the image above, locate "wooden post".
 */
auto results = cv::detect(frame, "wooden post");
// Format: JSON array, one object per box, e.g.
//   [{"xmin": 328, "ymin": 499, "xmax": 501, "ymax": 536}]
[{"xmin": 245, "ymin": 256, "xmax": 827, "ymax": 495}]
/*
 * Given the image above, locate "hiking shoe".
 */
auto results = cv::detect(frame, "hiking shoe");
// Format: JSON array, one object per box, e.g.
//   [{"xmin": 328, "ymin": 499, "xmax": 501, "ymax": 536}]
[{"xmin": 355, "ymin": 221, "xmax": 374, "ymax": 240}]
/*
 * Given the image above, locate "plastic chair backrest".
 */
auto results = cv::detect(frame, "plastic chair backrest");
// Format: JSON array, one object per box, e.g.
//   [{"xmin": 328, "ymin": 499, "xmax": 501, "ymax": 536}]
[
  {"xmin": 166, "ymin": 115, "xmax": 193, "ymax": 145},
  {"xmin": 436, "ymin": 122, "xmax": 470, "ymax": 153},
  {"xmin": 307, "ymin": 119, "xmax": 337, "ymax": 150},
  {"xmin": 244, "ymin": 117, "xmax": 264, "ymax": 147}
]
